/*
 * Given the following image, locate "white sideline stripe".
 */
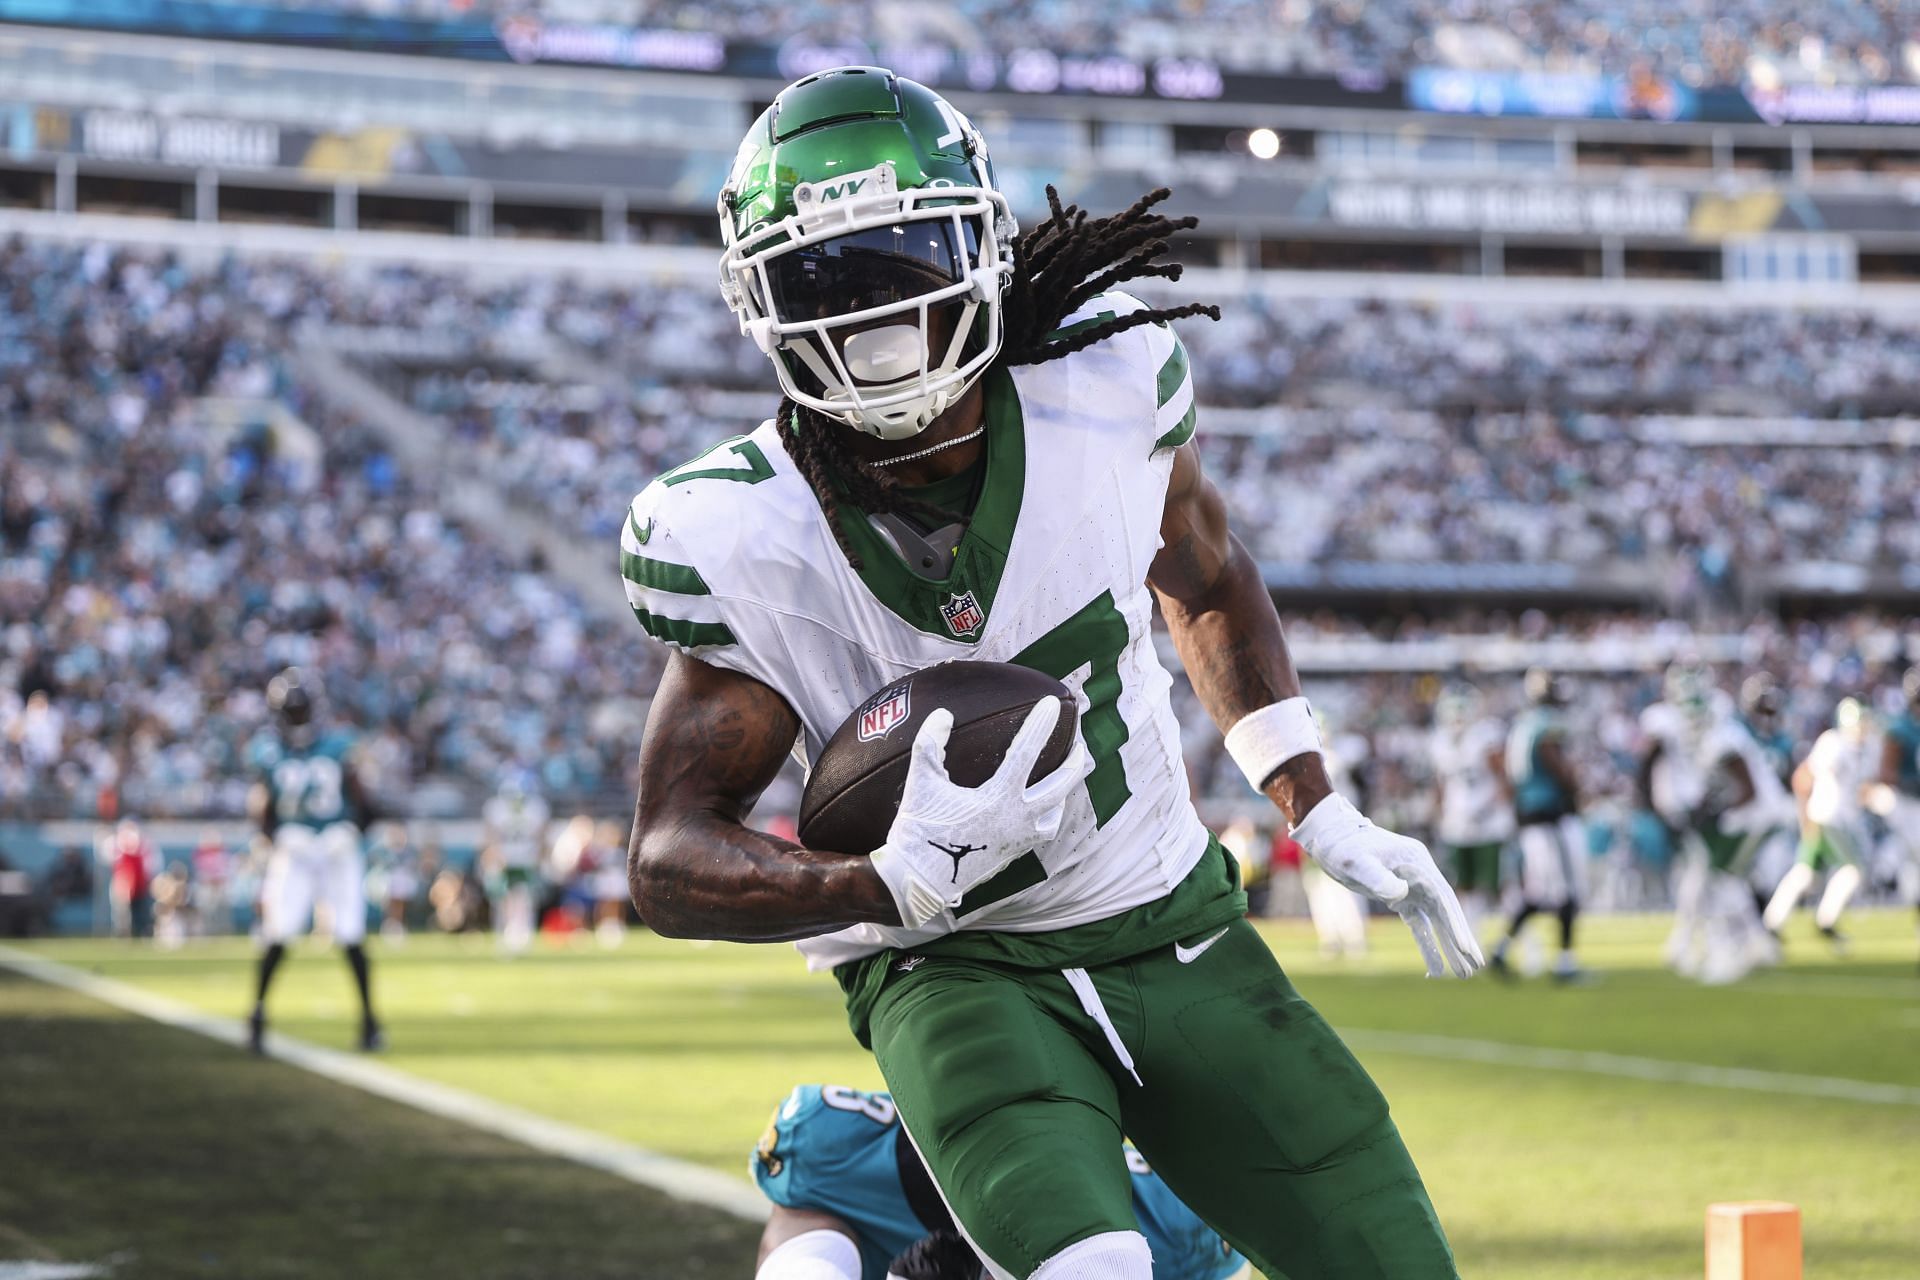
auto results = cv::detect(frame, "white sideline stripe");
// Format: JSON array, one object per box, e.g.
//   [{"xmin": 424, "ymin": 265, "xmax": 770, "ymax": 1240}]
[
  {"xmin": 0, "ymin": 1265, "xmax": 108, "ymax": 1279},
  {"xmin": 0, "ymin": 946, "xmax": 769, "ymax": 1223},
  {"xmin": 1344, "ymin": 1028, "xmax": 1920, "ymax": 1108}
]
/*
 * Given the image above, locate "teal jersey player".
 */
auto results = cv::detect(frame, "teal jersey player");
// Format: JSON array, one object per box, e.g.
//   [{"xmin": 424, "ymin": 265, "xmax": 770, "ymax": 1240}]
[
  {"xmin": 1507, "ymin": 707, "xmax": 1576, "ymax": 825},
  {"xmin": 251, "ymin": 729, "xmax": 359, "ymax": 832},
  {"xmin": 754, "ymin": 1085, "xmax": 1244, "ymax": 1280},
  {"xmin": 1887, "ymin": 711, "xmax": 1920, "ymax": 798}
]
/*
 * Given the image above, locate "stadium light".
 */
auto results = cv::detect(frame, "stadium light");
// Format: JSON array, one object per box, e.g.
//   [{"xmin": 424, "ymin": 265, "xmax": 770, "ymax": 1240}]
[{"xmin": 1247, "ymin": 127, "xmax": 1281, "ymax": 160}]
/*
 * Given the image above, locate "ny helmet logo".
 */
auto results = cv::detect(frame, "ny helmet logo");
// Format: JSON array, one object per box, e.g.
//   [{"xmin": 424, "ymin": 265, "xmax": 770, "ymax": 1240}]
[
  {"xmin": 819, "ymin": 177, "xmax": 867, "ymax": 202},
  {"xmin": 940, "ymin": 591, "xmax": 985, "ymax": 638}
]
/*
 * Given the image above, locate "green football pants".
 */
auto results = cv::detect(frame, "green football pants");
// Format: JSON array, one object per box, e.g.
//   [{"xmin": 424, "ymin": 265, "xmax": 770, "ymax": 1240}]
[
  {"xmin": 866, "ymin": 917, "xmax": 1457, "ymax": 1279},
  {"xmin": 1447, "ymin": 841, "xmax": 1504, "ymax": 894}
]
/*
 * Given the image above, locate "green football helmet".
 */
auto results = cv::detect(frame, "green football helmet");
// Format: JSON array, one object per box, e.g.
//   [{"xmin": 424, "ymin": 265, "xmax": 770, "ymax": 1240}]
[{"xmin": 716, "ymin": 66, "xmax": 1017, "ymax": 441}]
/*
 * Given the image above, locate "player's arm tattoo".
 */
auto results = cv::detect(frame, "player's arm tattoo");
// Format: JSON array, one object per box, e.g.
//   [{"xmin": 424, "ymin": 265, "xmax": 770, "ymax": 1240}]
[
  {"xmin": 1147, "ymin": 442, "xmax": 1334, "ymax": 825},
  {"xmin": 628, "ymin": 651, "xmax": 898, "ymax": 942}
]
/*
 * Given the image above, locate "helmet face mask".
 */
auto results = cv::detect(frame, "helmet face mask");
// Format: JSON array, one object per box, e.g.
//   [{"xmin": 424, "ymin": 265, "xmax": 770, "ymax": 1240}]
[{"xmin": 717, "ymin": 68, "xmax": 1016, "ymax": 441}]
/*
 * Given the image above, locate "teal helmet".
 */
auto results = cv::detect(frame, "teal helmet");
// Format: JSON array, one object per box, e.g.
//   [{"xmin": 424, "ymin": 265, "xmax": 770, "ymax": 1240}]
[{"xmin": 717, "ymin": 66, "xmax": 1017, "ymax": 440}]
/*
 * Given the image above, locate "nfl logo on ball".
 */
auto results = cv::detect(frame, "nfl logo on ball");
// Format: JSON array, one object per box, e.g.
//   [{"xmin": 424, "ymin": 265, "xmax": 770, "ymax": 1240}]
[
  {"xmin": 857, "ymin": 686, "xmax": 912, "ymax": 741},
  {"xmin": 941, "ymin": 590, "xmax": 985, "ymax": 638}
]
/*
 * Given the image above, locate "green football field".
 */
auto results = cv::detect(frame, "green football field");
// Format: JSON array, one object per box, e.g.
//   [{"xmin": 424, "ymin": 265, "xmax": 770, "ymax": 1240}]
[{"xmin": 5, "ymin": 911, "xmax": 1918, "ymax": 1279}]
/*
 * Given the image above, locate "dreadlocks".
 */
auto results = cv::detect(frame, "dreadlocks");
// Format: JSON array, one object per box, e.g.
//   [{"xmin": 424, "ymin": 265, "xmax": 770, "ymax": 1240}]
[{"xmin": 777, "ymin": 186, "xmax": 1221, "ymax": 568}]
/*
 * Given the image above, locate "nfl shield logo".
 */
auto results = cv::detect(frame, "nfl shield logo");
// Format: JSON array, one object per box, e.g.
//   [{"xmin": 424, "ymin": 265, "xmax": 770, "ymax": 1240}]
[
  {"xmin": 940, "ymin": 590, "xmax": 985, "ymax": 638},
  {"xmin": 857, "ymin": 685, "xmax": 912, "ymax": 742}
]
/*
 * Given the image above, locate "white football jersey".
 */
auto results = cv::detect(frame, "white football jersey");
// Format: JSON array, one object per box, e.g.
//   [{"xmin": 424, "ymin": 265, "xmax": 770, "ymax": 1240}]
[
  {"xmin": 621, "ymin": 293, "xmax": 1210, "ymax": 971},
  {"xmin": 484, "ymin": 792, "xmax": 551, "ymax": 869},
  {"xmin": 1698, "ymin": 715, "xmax": 1793, "ymax": 834},
  {"xmin": 1431, "ymin": 717, "xmax": 1514, "ymax": 845},
  {"xmin": 1805, "ymin": 728, "xmax": 1870, "ymax": 826},
  {"xmin": 1640, "ymin": 701, "xmax": 1701, "ymax": 824}
]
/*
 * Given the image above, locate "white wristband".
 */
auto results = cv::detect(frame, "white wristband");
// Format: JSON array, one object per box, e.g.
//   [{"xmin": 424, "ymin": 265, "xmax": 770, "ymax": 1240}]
[{"xmin": 1223, "ymin": 697, "xmax": 1321, "ymax": 792}]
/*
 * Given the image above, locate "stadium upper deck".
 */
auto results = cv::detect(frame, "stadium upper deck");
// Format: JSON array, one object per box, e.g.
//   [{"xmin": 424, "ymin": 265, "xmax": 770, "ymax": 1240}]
[{"xmin": 14, "ymin": 0, "xmax": 1920, "ymax": 85}]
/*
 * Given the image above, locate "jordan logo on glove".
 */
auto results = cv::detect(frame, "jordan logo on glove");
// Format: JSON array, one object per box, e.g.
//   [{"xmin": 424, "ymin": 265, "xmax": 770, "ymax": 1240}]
[{"xmin": 928, "ymin": 840, "xmax": 987, "ymax": 882}]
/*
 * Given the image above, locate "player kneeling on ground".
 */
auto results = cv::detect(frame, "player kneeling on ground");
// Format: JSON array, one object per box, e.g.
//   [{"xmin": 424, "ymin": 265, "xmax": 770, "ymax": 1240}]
[
  {"xmin": 752, "ymin": 1084, "xmax": 1246, "ymax": 1280},
  {"xmin": 246, "ymin": 668, "xmax": 383, "ymax": 1054},
  {"xmin": 623, "ymin": 67, "xmax": 1479, "ymax": 1280}
]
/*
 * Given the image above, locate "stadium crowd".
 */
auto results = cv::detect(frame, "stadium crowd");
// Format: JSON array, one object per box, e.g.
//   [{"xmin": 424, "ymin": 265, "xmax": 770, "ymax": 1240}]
[
  {"xmin": 0, "ymin": 241, "xmax": 654, "ymax": 821},
  {"xmin": 5, "ymin": 237, "xmax": 1918, "ymax": 823},
  {"xmin": 187, "ymin": 0, "xmax": 1920, "ymax": 85}
]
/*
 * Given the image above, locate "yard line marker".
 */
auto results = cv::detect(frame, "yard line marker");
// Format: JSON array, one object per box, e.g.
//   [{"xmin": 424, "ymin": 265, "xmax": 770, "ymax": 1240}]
[
  {"xmin": 1344, "ymin": 1028, "xmax": 1920, "ymax": 1107},
  {"xmin": 0, "ymin": 946, "xmax": 769, "ymax": 1223}
]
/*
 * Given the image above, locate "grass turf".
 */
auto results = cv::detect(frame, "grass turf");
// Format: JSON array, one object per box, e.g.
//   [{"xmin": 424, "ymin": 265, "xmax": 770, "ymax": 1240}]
[
  {"xmin": 0, "ymin": 970, "xmax": 759, "ymax": 1279},
  {"xmin": 7, "ymin": 910, "xmax": 1918, "ymax": 1279}
]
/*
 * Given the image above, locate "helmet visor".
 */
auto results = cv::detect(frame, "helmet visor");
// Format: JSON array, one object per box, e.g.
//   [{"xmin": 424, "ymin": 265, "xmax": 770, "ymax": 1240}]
[{"xmin": 764, "ymin": 219, "xmax": 979, "ymax": 324}]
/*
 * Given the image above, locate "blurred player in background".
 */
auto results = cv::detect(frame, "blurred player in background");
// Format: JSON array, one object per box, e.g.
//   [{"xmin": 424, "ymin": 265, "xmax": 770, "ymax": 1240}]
[
  {"xmin": 246, "ymin": 669, "xmax": 383, "ymax": 1054},
  {"xmin": 752, "ymin": 1084, "xmax": 1245, "ymax": 1280},
  {"xmin": 1867, "ymin": 668, "xmax": 1920, "ymax": 878},
  {"xmin": 1490, "ymin": 669, "xmax": 1586, "ymax": 982},
  {"xmin": 1643, "ymin": 664, "xmax": 1713, "ymax": 975},
  {"xmin": 1428, "ymin": 683, "xmax": 1512, "ymax": 930},
  {"xmin": 482, "ymin": 770, "xmax": 550, "ymax": 955},
  {"xmin": 1654, "ymin": 666, "xmax": 1785, "ymax": 982},
  {"xmin": 1735, "ymin": 674, "xmax": 1800, "ymax": 924},
  {"xmin": 1765, "ymin": 696, "xmax": 1873, "ymax": 949}
]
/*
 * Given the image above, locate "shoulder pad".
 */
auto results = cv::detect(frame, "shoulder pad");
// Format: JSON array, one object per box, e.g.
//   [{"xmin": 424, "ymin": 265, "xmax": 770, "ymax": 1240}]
[
  {"xmin": 1640, "ymin": 704, "xmax": 1683, "ymax": 738},
  {"xmin": 1052, "ymin": 290, "xmax": 1197, "ymax": 453},
  {"xmin": 622, "ymin": 428, "xmax": 793, "ymax": 656},
  {"xmin": 621, "ymin": 483, "xmax": 738, "ymax": 654}
]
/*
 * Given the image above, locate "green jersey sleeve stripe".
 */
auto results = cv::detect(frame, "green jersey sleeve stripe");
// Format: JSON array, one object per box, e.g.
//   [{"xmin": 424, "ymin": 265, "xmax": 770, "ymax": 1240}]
[
  {"xmin": 630, "ymin": 605, "xmax": 736, "ymax": 649},
  {"xmin": 1154, "ymin": 401, "xmax": 1198, "ymax": 451},
  {"xmin": 621, "ymin": 549, "xmax": 710, "ymax": 596},
  {"xmin": 1154, "ymin": 336, "xmax": 1191, "ymax": 409}
]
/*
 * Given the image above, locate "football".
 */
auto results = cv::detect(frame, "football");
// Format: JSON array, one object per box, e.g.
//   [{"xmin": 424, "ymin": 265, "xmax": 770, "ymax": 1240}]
[{"xmin": 797, "ymin": 661, "xmax": 1081, "ymax": 856}]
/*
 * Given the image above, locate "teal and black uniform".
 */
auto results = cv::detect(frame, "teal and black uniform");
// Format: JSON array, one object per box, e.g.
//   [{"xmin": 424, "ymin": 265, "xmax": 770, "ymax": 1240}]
[
  {"xmin": 251, "ymin": 730, "xmax": 359, "ymax": 835},
  {"xmin": 1509, "ymin": 708, "xmax": 1576, "ymax": 827},
  {"xmin": 755, "ymin": 1084, "xmax": 1244, "ymax": 1280},
  {"xmin": 1888, "ymin": 712, "xmax": 1920, "ymax": 800}
]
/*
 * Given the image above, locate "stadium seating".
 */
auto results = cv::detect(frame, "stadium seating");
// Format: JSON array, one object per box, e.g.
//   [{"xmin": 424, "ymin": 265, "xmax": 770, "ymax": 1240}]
[
  {"xmin": 5, "ymin": 236, "xmax": 1915, "ymax": 821},
  {"xmin": 156, "ymin": 0, "xmax": 1920, "ymax": 84}
]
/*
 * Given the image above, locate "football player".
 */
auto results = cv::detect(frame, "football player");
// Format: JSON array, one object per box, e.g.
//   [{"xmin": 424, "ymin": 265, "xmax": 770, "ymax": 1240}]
[
  {"xmin": 1866, "ymin": 667, "xmax": 1920, "ymax": 878},
  {"xmin": 246, "ymin": 669, "xmax": 383, "ymax": 1054},
  {"xmin": 1489, "ymin": 669, "xmax": 1586, "ymax": 982},
  {"xmin": 752, "ymin": 1084, "xmax": 1244, "ymax": 1280},
  {"xmin": 1734, "ymin": 673, "xmax": 1799, "ymax": 923},
  {"xmin": 1427, "ymin": 684, "xmax": 1513, "ymax": 929},
  {"xmin": 1765, "ymin": 697, "xmax": 1874, "ymax": 948},
  {"xmin": 622, "ymin": 68, "xmax": 1477, "ymax": 1280},
  {"xmin": 481, "ymin": 770, "xmax": 550, "ymax": 954},
  {"xmin": 1658, "ymin": 670, "xmax": 1788, "ymax": 982}
]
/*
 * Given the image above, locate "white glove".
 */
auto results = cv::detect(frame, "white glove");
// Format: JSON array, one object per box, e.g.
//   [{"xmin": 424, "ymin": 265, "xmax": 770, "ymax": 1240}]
[
  {"xmin": 870, "ymin": 697, "xmax": 1090, "ymax": 928},
  {"xmin": 1292, "ymin": 792, "xmax": 1485, "ymax": 978}
]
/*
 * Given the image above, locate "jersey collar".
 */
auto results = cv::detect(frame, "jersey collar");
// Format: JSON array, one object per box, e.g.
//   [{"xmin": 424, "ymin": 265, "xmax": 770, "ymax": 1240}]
[{"xmin": 833, "ymin": 363, "xmax": 1025, "ymax": 644}]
